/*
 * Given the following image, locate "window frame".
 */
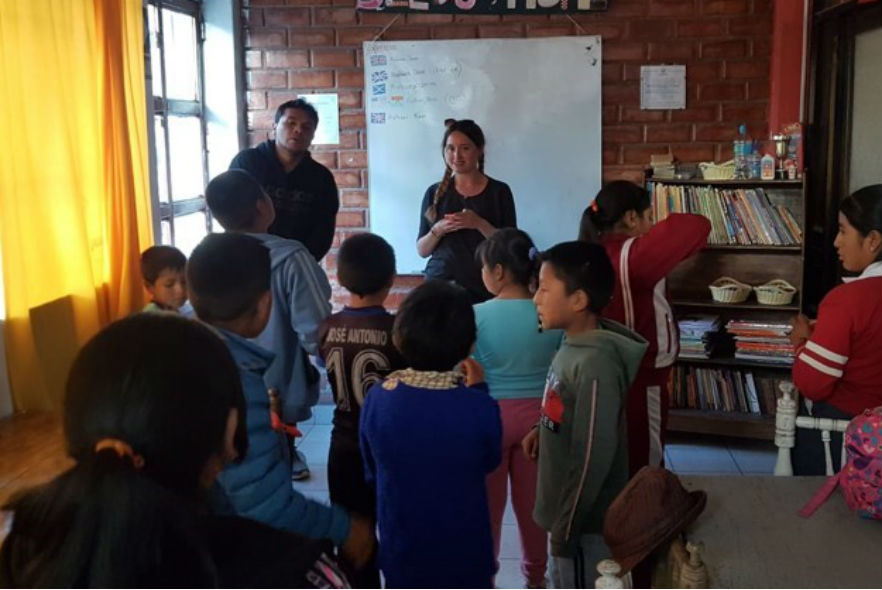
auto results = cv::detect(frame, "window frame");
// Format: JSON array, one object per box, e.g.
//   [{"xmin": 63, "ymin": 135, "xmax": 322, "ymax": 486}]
[{"xmin": 144, "ymin": 0, "xmax": 212, "ymax": 248}]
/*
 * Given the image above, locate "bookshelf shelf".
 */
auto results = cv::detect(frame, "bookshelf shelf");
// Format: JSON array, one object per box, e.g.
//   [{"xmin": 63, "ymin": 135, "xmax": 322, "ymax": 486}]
[
  {"xmin": 668, "ymin": 409, "xmax": 775, "ymax": 440},
  {"xmin": 649, "ymin": 177, "xmax": 803, "ymax": 187},
  {"xmin": 677, "ymin": 356, "xmax": 793, "ymax": 370},
  {"xmin": 671, "ymin": 299, "xmax": 801, "ymax": 312},
  {"xmin": 651, "ymin": 174, "xmax": 806, "ymax": 441},
  {"xmin": 702, "ymin": 244, "xmax": 802, "ymax": 253}
]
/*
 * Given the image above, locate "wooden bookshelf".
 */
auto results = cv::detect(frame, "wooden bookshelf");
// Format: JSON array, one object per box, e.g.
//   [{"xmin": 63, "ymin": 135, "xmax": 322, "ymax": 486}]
[
  {"xmin": 677, "ymin": 356, "xmax": 793, "ymax": 370},
  {"xmin": 651, "ymin": 174, "xmax": 806, "ymax": 441}
]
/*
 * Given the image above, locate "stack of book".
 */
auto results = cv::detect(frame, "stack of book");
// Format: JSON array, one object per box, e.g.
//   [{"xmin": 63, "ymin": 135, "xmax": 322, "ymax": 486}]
[
  {"xmin": 652, "ymin": 185, "xmax": 802, "ymax": 246},
  {"xmin": 678, "ymin": 315, "xmax": 722, "ymax": 359},
  {"xmin": 726, "ymin": 320, "xmax": 794, "ymax": 365},
  {"xmin": 671, "ymin": 366, "xmax": 793, "ymax": 415}
]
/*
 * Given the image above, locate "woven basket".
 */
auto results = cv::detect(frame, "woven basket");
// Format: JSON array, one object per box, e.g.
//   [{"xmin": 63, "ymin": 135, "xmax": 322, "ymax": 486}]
[
  {"xmin": 709, "ymin": 276, "xmax": 752, "ymax": 303},
  {"xmin": 699, "ymin": 160, "xmax": 735, "ymax": 180},
  {"xmin": 754, "ymin": 279, "xmax": 797, "ymax": 306}
]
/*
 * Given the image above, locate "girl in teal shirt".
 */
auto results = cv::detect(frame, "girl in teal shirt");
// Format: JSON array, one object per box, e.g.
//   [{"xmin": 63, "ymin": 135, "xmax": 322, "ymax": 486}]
[{"xmin": 472, "ymin": 228, "xmax": 562, "ymax": 588}]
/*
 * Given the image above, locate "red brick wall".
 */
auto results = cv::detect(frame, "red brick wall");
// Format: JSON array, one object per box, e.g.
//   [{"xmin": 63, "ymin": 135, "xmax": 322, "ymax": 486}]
[{"xmin": 242, "ymin": 0, "xmax": 773, "ymax": 307}]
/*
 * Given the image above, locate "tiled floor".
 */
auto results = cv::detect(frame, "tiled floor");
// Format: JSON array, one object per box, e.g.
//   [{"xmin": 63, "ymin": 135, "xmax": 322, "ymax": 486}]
[{"xmin": 293, "ymin": 404, "xmax": 779, "ymax": 589}]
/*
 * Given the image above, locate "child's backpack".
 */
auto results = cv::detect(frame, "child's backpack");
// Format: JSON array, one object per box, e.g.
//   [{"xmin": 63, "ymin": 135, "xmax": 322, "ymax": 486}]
[{"xmin": 799, "ymin": 406, "xmax": 882, "ymax": 520}]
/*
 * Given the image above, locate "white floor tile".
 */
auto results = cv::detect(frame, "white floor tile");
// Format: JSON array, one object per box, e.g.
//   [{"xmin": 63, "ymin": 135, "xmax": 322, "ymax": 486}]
[
  {"xmin": 666, "ymin": 445, "xmax": 739, "ymax": 474},
  {"xmin": 495, "ymin": 558, "xmax": 524, "ymax": 589},
  {"xmin": 728, "ymin": 444, "xmax": 777, "ymax": 475},
  {"xmin": 291, "ymin": 464, "xmax": 329, "ymax": 494}
]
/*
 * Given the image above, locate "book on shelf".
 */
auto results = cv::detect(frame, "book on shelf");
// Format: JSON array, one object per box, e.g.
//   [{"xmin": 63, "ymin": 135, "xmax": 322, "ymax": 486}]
[
  {"xmin": 678, "ymin": 314, "xmax": 723, "ymax": 359},
  {"xmin": 726, "ymin": 319, "xmax": 795, "ymax": 366},
  {"xmin": 671, "ymin": 366, "xmax": 795, "ymax": 416},
  {"xmin": 651, "ymin": 184, "xmax": 801, "ymax": 246}
]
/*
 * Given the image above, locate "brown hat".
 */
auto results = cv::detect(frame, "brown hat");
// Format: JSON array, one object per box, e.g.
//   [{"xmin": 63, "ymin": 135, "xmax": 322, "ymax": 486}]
[{"xmin": 602, "ymin": 466, "xmax": 707, "ymax": 574}]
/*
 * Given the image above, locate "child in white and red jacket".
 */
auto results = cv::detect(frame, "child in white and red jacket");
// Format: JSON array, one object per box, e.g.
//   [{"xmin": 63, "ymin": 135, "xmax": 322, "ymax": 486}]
[
  {"xmin": 579, "ymin": 180, "xmax": 710, "ymax": 476},
  {"xmin": 789, "ymin": 184, "xmax": 882, "ymax": 475}
]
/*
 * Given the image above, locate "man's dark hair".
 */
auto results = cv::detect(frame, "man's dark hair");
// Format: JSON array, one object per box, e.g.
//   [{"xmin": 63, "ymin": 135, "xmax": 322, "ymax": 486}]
[
  {"xmin": 140, "ymin": 246, "xmax": 186, "ymax": 284},
  {"xmin": 205, "ymin": 169, "xmax": 267, "ymax": 232},
  {"xmin": 540, "ymin": 241, "xmax": 615, "ymax": 314},
  {"xmin": 393, "ymin": 280, "xmax": 475, "ymax": 371},
  {"xmin": 274, "ymin": 98, "xmax": 319, "ymax": 126},
  {"xmin": 187, "ymin": 233, "xmax": 270, "ymax": 324},
  {"xmin": 337, "ymin": 233, "xmax": 396, "ymax": 297}
]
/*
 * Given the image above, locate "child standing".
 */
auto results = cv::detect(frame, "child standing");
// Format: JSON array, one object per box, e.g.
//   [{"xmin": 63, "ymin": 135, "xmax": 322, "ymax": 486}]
[
  {"xmin": 472, "ymin": 228, "xmax": 562, "ymax": 588},
  {"xmin": 360, "ymin": 281, "xmax": 502, "ymax": 588},
  {"xmin": 525, "ymin": 241, "xmax": 647, "ymax": 589},
  {"xmin": 140, "ymin": 245, "xmax": 188, "ymax": 313},
  {"xmin": 579, "ymin": 181, "xmax": 710, "ymax": 475},
  {"xmin": 187, "ymin": 233, "xmax": 374, "ymax": 570},
  {"xmin": 318, "ymin": 232, "xmax": 407, "ymax": 588},
  {"xmin": 206, "ymin": 169, "xmax": 332, "ymax": 481}
]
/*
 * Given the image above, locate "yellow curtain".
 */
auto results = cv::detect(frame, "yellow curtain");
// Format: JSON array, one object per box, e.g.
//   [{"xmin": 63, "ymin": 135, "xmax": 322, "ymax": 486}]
[{"xmin": 0, "ymin": 0, "xmax": 153, "ymax": 411}]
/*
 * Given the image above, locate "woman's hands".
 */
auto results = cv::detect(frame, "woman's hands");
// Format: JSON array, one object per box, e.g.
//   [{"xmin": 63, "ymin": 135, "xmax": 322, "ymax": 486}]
[
  {"xmin": 439, "ymin": 209, "xmax": 494, "ymax": 238},
  {"xmin": 789, "ymin": 314, "xmax": 814, "ymax": 347}
]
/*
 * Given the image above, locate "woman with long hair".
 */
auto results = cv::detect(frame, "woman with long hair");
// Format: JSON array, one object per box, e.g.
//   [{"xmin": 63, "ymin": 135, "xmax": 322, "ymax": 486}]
[
  {"xmin": 0, "ymin": 314, "xmax": 347, "ymax": 588},
  {"xmin": 416, "ymin": 119, "xmax": 517, "ymax": 303}
]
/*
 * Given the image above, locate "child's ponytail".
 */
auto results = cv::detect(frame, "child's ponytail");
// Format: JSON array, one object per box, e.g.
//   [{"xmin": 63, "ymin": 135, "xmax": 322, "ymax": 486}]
[
  {"xmin": 475, "ymin": 228, "xmax": 538, "ymax": 289},
  {"xmin": 578, "ymin": 180, "xmax": 652, "ymax": 242},
  {"xmin": 1, "ymin": 449, "xmax": 217, "ymax": 587}
]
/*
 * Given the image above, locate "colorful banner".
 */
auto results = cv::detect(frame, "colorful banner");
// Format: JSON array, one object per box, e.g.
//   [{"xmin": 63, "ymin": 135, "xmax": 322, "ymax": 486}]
[{"xmin": 356, "ymin": 0, "xmax": 608, "ymax": 14}]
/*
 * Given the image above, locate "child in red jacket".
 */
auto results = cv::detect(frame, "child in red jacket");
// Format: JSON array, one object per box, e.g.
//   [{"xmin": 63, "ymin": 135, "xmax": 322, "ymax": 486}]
[
  {"xmin": 789, "ymin": 184, "xmax": 882, "ymax": 474},
  {"xmin": 580, "ymin": 181, "xmax": 710, "ymax": 476}
]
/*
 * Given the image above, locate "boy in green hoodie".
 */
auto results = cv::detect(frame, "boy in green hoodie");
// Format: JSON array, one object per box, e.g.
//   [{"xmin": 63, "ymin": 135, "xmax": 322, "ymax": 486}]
[{"xmin": 523, "ymin": 241, "xmax": 647, "ymax": 588}]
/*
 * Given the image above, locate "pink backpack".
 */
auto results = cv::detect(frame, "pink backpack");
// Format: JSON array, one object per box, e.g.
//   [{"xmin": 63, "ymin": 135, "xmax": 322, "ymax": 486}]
[{"xmin": 799, "ymin": 406, "xmax": 882, "ymax": 520}]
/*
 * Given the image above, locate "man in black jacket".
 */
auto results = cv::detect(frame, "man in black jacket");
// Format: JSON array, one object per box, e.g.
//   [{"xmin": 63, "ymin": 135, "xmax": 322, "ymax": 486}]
[{"xmin": 230, "ymin": 98, "xmax": 339, "ymax": 261}]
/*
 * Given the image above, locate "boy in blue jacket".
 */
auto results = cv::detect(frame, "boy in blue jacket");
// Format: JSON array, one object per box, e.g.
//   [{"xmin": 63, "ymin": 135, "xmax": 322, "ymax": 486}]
[
  {"xmin": 206, "ymin": 169, "xmax": 331, "ymax": 481},
  {"xmin": 187, "ymin": 233, "xmax": 374, "ymax": 570}
]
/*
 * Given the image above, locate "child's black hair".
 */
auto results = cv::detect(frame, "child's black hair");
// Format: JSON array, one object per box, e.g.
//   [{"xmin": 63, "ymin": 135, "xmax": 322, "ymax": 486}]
[
  {"xmin": 840, "ymin": 184, "xmax": 882, "ymax": 260},
  {"xmin": 205, "ymin": 169, "xmax": 267, "ymax": 231},
  {"xmin": 337, "ymin": 232, "xmax": 396, "ymax": 297},
  {"xmin": 187, "ymin": 233, "xmax": 271, "ymax": 323},
  {"xmin": 0, "ymin": 314, "xmax": 246, "ymax": 587},
  {"xmin": 579, "ymin": 180, "xmax": 652, "ymax": 242},
  {"xmin": 475, "ymin": 228, "xmax": 538, "ymax": 288},
  {"xmin": 140, "ymin": 245, "xmax": 186, "ymax": 284},
  {"xmin": 393, "ymin": 280, "xmax": 476, "ymax": 371},
  {"xmin": 539, "ymin": 241, "xmax": 615, "ymax": 314}
]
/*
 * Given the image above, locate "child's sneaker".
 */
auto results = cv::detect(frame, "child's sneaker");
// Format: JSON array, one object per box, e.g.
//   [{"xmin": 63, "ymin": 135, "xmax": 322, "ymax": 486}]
[{"xmin": 292, "ymin": 449, "xmax": 311, "ymax": 481}]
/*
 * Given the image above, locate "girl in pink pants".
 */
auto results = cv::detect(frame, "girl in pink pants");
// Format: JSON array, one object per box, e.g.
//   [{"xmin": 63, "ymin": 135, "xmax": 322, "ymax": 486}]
[{"xmin": 473, "ymin": 228, "xmax": 563, "ymax": 588}]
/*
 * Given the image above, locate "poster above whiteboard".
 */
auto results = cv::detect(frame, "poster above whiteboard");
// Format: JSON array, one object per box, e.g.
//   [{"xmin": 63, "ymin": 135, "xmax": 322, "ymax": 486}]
[{"xmin": 364, "ymin": 37, "xmax": 603, "ymax": 274}]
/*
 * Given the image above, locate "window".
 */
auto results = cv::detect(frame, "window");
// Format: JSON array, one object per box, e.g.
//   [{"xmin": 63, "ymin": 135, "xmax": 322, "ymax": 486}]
[{"xmin": 146, "ymin": 0, "xmax": 214, "ymax": 256}]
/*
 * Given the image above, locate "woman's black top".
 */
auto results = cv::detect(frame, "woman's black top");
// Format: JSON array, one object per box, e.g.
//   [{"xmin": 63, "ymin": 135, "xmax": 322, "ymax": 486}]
[{"xmin": 418, "ymin": 176, "xmax": 517, "ymax": 302}]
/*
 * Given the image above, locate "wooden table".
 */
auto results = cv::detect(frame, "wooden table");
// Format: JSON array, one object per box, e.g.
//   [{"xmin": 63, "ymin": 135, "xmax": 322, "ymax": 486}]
[{"xmin": 680, "ymin": 476, "xmax": 882, "ymax": 589}]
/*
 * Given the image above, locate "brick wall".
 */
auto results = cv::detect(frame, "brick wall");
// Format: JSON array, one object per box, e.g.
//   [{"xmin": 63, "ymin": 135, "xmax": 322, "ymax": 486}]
[{"xmin": 242, "ymin": 0, "xmax": 773, "ymax": 307}]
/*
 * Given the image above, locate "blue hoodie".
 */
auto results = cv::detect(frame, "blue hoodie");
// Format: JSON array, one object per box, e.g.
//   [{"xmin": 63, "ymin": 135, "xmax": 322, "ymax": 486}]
[
  {"xmin": 214, "ymin": 327, "xmax": 351, "ymax": 545},
  {"xmin": 249, "ymin": 233, "xmax": 332, "ymax": 423}
]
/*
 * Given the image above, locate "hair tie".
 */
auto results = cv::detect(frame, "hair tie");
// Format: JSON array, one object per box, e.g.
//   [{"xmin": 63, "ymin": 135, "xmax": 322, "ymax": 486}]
[
  {"xmin": 528, "ymin": 246, "xmax": 539, "ymax": 261},
  {"xmin": 95, "ymin": 438, "xmax": 145, "ymax": 470},
  {"xmin": 590, "ymin": 200, "xmax": 600, "ymax": 213}
]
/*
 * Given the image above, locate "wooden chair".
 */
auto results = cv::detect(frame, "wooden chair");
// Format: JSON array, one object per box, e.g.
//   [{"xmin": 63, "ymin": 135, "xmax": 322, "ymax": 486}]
[{"xmin": 773, "ymin": 381, "xmax": 850, "ymax": 476}]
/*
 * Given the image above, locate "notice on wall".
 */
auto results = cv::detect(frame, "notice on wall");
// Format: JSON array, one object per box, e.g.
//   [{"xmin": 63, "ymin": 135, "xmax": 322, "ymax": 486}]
[
  {"xmin": 298, "ymin": 93, "xmax": 340, "ymax": 145},
  {"xmin": 640, "ymin": 65, "xmax": 686, "ymax": 110}
]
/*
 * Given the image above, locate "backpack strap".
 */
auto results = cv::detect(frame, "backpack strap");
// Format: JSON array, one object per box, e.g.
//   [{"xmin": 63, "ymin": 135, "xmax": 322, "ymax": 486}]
[{"xmin": 798, "ymin": 472, "xmax": 841, "ymax": 518}]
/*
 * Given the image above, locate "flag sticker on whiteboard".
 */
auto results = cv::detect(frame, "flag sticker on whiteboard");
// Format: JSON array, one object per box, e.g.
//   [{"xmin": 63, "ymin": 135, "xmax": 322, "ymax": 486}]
[{"xmin": 640, "ymin": 65, "xmax": 686, "ymax": 110}]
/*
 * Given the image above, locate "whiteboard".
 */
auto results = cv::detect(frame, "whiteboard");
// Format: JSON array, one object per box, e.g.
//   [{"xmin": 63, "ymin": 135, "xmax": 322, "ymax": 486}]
[{"xmin": 364, "ymin": 37, "xmax": 602, "ymax": 274}]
